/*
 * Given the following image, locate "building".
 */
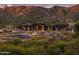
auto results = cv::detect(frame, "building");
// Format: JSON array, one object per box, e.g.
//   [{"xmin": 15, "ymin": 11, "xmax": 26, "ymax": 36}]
[
  {"xmin": 32, "ymin": 23, "xmax": 45, "ymax": 31},
  {"xmin": 52, "ymin": 24, "xmax": 70, "ymax": 31},
  {"xmin": 17, "ymin": 23, "xmax": 73, "ymax": 32}
]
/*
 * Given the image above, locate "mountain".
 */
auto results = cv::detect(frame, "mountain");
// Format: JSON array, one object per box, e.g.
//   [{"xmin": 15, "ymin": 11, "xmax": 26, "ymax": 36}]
[
  {"xmin": 0, "ymin": 6, "xmax": 33, "ymax": 16},
  {"xmin": 68, "ymin": 5, "xmax": 79, "ymax": 14},
  {"xmin": 0, "ymin": 5, "xmax": 78, "ymax": 16},
  {"xmin": 0, "ymin": 5, "xmax": 78, "ymax": 25}
]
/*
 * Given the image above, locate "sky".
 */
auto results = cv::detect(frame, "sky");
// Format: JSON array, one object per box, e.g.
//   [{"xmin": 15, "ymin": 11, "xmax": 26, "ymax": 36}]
[{"xmin": 0, "ymin": 4, "xmax": 76, "ymax": 8}]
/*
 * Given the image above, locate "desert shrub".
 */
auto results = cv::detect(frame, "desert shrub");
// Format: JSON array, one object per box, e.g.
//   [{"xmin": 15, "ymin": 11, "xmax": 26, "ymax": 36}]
[
  {"xmin": 8, "ymin": 38, "xmax": 22, "ymax": 45},
  {"xmin": 0, "ymin": 38, "xmax": 79, "ymax": 55},
  {"xmin": 47, "ymin": 40, "xmax": 66, "ymax": 55},
  {"xmin": 74, "ymin": 22, "xmax": 79, "ymax": 36},
  {"xmin": 22, "ymin": 39, "xmax": 49, "ymax": 49},
  {"xmin": 0, "ymin": 44, "xmax": 26, "ymax": 55},
  {"xmin": 64, "ymin": 39, "xmax": 79, "ymax": 55},
  {"xmin": 46, "ymin": 39, "xmax": 79, "ymax": 55},
  {"xmin": 25, "ymin": 46, "xmax": 46, "ymax": 55}
]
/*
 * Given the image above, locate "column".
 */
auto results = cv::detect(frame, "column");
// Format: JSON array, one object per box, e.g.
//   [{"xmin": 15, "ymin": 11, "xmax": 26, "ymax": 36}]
[
  {"xmin": 36, "ymin": 25, "xmax": 39, "ymax": 31},
  {"xmin": 27, "ymin": 26, "xmax": 30, "ymax": 31},
  {"xmin": 42, "ymin": 25, "xmax": 45, "ymax": 31}
]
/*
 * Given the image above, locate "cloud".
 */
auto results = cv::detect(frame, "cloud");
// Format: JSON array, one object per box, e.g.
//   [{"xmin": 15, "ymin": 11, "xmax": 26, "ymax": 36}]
[
  {"xmin": 0, "ymin": 4, "xmax": 76, "ymax": 8},
  {"xmin": 43, "ymin": 4, "xmax": 76, "ymax": 8}
]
